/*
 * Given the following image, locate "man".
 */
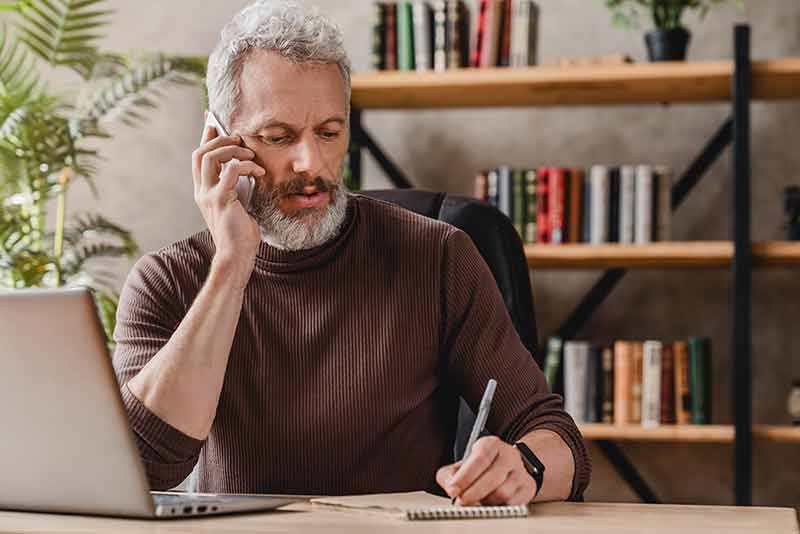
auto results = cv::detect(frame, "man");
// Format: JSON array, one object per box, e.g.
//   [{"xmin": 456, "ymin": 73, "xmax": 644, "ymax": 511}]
[{"xmin": 113, "ymin": 0, "xmax": 590, "ymax": 505}]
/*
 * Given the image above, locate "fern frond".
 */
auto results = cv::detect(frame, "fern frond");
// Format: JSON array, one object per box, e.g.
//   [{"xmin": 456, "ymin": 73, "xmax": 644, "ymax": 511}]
[
  {"xmin": 77, "ymin": 53, "xmax": 202, "ymax": 128},
  {"xmin": 60, "ymin": 212, "xmax": 137, "ymax": 277},
  {"xmin": 14, "ymin": 0, "xmax": 111, "ymax": 78},
  {"xmin": 0, "ymin": 22, "xmax": 39, "ymax": 99}
]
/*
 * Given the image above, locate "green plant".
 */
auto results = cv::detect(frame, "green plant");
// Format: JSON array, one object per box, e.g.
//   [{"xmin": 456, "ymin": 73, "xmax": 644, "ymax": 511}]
[
  {"xmin": 604, "ymin": 0, "xmax": 744, "ymax": 30},
  {"xmin": 0, "ymin": 0, "xmax": 207, "ymax": 346}
]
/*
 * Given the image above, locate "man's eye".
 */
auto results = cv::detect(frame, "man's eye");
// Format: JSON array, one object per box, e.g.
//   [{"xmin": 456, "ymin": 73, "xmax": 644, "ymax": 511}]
[
  {"xmin": 319, "ymin": 131, "xmax": 340, "ymax": 140},
  {"xmin": 262, "ymin": 136, "xmax": 290, "ymax": 145}
]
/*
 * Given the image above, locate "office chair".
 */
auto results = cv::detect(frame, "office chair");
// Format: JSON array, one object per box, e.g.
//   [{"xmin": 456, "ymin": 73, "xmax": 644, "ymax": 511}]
[{"xmin": 358, "ymin": 189, "xmax": 540, "ymax": 461}]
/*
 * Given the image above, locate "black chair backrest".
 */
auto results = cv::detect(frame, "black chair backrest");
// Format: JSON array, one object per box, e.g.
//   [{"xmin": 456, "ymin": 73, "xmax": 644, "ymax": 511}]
[{"xmin": 359, "ymin": 190, "xmax": 540, "ymax": 459}]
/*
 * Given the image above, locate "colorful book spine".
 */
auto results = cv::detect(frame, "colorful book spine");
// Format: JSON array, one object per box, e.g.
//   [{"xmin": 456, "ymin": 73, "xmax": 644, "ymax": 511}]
[
  {"xmin": 660, "ymin": 343, "xmax": 676, "ymax": 424},
  {"xmin": 385, "ymin": 2, "xmax": 398, "ymax": 70},
  {"xmin": 641, "ymin": 340, "xmax": 662, "ymax": 427},
  {"xmin": 688, "ymin": 337, "xmax": 712, "ymax": 424},
  {"xmin": 471, "ymin": 0, "xmax": 489, "ymax": 67},
  {"xmin": 568, "ymin": 168, "xmax": 584, "ymax": 243},
  {"xmin": 446, "ymin": 0, "xmax": 460, "ymax": 69},
  {"xmin": 479, "ymin": 0, "xmax": 502, "ymax": 67},
  {"xmin": 499, "ymin": 0, "xmax": 512, "ymax": 67},
  {"xmin": 371, "ymin": 3, "xmax": 387, "ymax": 70},
  {"xmin": 543, "ymin": 337, "xmax": 563, "ymax": 392},
  {"xmin": 564, "ymin": 341, "xmax": 590, "ymax": 423},
  {"xmin": 589, "ymin": 165, "xmax": 609, "ymax": 244},
  {"xmin": 548, "ymin": 167, "xmax": 566, "ymax": 244},
  {"xmin": 497, "ymin": 165, "xmax": 512, "ymax": 218},
  {"xmin": 524, "ymin": 169, "xmax": 537, "ymax": 244},
  {"xmin": 522, "ymin": 0, "xmax": 539, "ymax": 66},
  {"xmin": 673, "ymin": 340, "xmax": 692, "ymax": 425},
  {"xmin": 655, "ymin": 165, "xmax": 673, "ymax": 241},
  {"xmin": 458, "ymin": 0, "xmax": 470, "ymax": 67},
  {"xmin": 635, "ymin": 165, "xmax": 653, "ymax": 244},
  {"xmin": 413, "ymin": 1, "xmax": 433, "ymax": 72},
  {"xmin": 608, "ymin": 166, "xmax": 621, "ymax": 243},
  {"xmin": 433, "ymin": 0, "xmax": 447, "ymax": 72},
  {"xmin": 581, "ymin": 176, "xmax": 592, "ymax": 243},
  {"xmin": 512, "ymin": 168, "xmax": 525, "ymax": 238},
  {"xmin": 474, "ymin": 170, "xmax": 488, "ymax": 200},
  {"xmin": 487, "ymin": 168, "xmax": 499, "ymax": 208},
  {"xmin": 619, "ymin": 165, "xmax": 635, "ymax": 244},
  {"xmin": 587, "ymin": 345, "xmax": 601, "ymax": 423},
  {"xmin": 397, "ymin": 2, "xmax": 416, "ymax": 71},
  {"xmin": 536, "ymin": 167, "xmax": 550, "ymax": 243},
  {"xmin": 601, "ymin": 346, "xmax": 615, "ymax": 424},
  {"xmin": 630, "ymin": 342, "xmax": 644, "ymax": 424},
  {"xmin": 613, "ymin": 341, "xmax": 632, "ymax": 425}
]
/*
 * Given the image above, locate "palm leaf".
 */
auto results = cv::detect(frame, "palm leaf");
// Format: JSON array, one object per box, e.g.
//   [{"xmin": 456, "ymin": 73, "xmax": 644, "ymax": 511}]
[
  {"xmin": 0, "ymin": 22, "xmax": 39, "ymax": 99},
  {"xmin": 0, "ymin": 201, "xmax": 54, "ymax": 287},
  {"xmin": 77, "ymin": 53, "xmax": 202, "ymax": 128},
  {"xmin": 14, "ymin": 0, "xmax": 111, "ymax": 78},
  {"xmin": 60, "ymin": 212, "xmax": 137, "ymax": 277}
]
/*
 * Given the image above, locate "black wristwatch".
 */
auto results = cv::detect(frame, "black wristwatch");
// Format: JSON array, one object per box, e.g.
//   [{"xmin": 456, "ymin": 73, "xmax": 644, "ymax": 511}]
[{"xmin": 514, "ymin": 442, "xmax": 545, "ymax": 498}]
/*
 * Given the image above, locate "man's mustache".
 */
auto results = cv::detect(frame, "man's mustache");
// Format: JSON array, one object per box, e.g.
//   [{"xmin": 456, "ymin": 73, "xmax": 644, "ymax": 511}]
[{"xmin": 269, "ymin": 175, "xmax": 339, "ymax": 197}]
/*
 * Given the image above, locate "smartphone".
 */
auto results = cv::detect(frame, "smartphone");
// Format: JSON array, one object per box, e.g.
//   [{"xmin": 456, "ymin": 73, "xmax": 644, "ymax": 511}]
[{"xmin": 205, "ymin": 111, "xmax": 255, "ymax": 211}]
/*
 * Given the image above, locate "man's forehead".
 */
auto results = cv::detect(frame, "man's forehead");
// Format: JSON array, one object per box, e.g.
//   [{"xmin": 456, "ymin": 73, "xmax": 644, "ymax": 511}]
[{"xmin": 238, "ymin": 111, "xmax": 345, "ymax": 133}]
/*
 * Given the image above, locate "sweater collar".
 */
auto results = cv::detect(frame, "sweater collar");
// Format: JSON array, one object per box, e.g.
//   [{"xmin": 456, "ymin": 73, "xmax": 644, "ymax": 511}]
[{"xmin": 253, "ymin": 194, "xmax": 358, "ymax": 273}]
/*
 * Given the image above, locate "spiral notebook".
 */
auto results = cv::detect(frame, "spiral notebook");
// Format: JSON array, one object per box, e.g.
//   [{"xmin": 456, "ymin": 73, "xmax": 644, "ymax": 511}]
[{"xmin": 310, "ymin": 491, "xmax": 529, "ymax": 520}]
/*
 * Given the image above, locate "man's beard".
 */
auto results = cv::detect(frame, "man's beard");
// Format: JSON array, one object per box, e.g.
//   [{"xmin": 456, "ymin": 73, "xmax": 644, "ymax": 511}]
[{"xmin": 249, "ymin": 174, "xmax": 350, "ymax": 251}]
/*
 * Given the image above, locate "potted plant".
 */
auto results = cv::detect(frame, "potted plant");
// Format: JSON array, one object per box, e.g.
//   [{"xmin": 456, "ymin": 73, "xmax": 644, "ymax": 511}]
[
  {"xmin": 603, "ymin": 0, "xmax": 745, "ymax": 61},
  {"xmin": 0, "ymin": 0, "xmax": 206, "ymax": 345}
]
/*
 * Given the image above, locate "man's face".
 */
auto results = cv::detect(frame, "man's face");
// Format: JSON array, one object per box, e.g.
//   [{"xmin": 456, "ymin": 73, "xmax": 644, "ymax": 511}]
[{"xmin": 230, "ymin": 49, "xmax": 349, "ymax": 246}]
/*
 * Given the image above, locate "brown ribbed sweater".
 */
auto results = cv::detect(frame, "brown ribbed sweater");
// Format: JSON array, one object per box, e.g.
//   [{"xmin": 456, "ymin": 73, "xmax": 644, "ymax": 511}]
[{"xmin": 113, "ymin": 194, "xmax": 590, "ymax": 498}]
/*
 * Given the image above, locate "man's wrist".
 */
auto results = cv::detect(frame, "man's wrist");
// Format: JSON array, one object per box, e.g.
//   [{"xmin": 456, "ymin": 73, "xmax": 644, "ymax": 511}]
[
  {"xmin": 514, "ymin": 441, "xmax": 545, "ymax": 500},
  {"xmin": 210, "ymin": 254, "xmax": 253, "ymax": 290}
]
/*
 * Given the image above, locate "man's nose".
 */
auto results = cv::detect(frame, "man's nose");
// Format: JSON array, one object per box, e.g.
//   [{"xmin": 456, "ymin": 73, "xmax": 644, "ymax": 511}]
[{"xmin": 291, "ymin": 135, "xmax": 323, "ymax": 177}]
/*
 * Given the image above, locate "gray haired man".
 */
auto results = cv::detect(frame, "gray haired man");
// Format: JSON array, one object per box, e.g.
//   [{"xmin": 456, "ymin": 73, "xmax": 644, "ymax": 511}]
[{"xmin": 113, "ymin": 0, "xmax": 590, "ymax": 505}]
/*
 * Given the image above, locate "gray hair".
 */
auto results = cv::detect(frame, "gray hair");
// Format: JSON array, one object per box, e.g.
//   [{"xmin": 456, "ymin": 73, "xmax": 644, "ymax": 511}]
[{"xmin": 206, "ymin": 0, "xmax": 352, "ymax": 128}]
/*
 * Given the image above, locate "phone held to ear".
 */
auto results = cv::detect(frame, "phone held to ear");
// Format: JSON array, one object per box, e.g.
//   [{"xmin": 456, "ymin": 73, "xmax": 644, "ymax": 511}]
[{"xmin": 205, "ymin": 111, "xmax": 256, "ymax": 211}]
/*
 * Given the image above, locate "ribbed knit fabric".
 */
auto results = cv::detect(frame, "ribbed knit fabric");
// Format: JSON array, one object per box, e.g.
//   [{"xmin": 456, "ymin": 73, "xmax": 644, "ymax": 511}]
[{"xmin": 112, "ymin": 194, "xmax": 590, "ymax": 499}]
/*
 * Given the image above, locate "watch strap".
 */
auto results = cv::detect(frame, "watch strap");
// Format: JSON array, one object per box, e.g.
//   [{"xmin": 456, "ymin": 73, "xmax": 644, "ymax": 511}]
[{"xmin": 514, "ymin": 441, "xmax": 545, "ymax": 498}]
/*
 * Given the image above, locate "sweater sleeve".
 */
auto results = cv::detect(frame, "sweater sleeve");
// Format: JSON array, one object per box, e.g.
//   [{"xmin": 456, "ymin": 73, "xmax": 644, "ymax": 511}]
[
  {"xmin": 112, "ymin": 252, "xmax": 205, "ymax": 490},
  {"xmin": 440, "ymin": 229, "xmax": 591, "ymax": 500}
]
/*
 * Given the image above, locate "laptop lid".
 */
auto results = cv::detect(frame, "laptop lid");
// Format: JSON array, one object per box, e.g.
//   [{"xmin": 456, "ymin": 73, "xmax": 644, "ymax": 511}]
[{"xmin": 0, "ymin": 288, "xmax": 156, "ymax": 518}]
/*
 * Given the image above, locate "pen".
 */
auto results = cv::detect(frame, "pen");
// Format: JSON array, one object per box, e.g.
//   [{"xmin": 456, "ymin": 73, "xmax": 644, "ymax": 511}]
[{"xmin": 451, "ymin": 378, "xmax": 497, "ymax": 505}]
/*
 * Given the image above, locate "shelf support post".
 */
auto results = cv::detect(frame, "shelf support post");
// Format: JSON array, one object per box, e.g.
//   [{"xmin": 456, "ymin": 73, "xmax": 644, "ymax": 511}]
[
  {"xmin": 732, "ymin": 23, "xmax": 753, "ymax": 507},
  {"xmin": 349, "ymin": 106, "xmax": 414, "ymax": 188}
]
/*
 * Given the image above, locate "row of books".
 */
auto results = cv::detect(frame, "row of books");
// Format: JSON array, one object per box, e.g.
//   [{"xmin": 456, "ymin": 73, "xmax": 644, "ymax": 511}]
[
  {"xmin": 543, "ymin": 338, "xmax": 712, "ymax": 426},
  {"xmin": 371, "ymin": 0, "xmax": 539, "ymax": 72},
  {"xmin": 474, "ymin": 165, "xmax": 673, "ymax": 244}
]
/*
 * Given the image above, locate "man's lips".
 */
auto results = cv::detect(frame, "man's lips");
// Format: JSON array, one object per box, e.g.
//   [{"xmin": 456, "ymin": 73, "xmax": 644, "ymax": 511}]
[{"xmin": 284, "ymin": 190, "xmax": 330, "ymax": 209}]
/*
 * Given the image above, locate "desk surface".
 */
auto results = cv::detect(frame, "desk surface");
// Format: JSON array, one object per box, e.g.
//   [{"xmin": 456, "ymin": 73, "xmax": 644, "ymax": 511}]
[{"xmin": 0, "ymin": 501, "xmax": 797, "ymax": 534}]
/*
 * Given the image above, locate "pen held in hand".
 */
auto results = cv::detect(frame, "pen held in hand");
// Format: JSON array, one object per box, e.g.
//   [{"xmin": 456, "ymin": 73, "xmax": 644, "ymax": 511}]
[{"xmin": 451, "ymin": 378, "xmax": 497, "ymax": 505}]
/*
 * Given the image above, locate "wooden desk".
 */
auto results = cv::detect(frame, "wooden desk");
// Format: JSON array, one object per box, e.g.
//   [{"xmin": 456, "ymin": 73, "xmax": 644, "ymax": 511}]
[{"xmin": 0, "ymin": 501, "xmax": 797, "ymax": 533}]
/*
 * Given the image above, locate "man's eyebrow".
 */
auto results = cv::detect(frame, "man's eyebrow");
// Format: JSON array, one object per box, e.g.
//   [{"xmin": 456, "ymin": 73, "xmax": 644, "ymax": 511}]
[{"xmin": 246, "ymin": 116, "xmax": 346, "ymax": 133}]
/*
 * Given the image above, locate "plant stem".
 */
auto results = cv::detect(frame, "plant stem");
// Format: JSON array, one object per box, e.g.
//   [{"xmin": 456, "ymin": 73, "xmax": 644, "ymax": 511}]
[{"xmin": 53, "ymin": 168, "xmax": 72, "ymax": 287}]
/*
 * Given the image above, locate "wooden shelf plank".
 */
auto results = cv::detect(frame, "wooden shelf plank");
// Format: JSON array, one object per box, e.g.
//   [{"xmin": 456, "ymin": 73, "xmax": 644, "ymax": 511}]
[
  {"xmin": 524, "ymin": 242, "xmax": 733, "ymax": 269},
  {"xmin": 351, "ymin": 58, "xmax": 800, "ymax": 109},
  {"xmin": 752, "ymin": 425, "xmax": 800, "ymax": 443},
  {"xmin": 523, "ymin": 241, "xmax": 800, "ymax": 269},
  {"xmin": 580, "ymin": 424, "xmax": 734, "ymax": 443},
  {"xmin": 579, "ymin": 424, "xmax": 800, "ymax": 443}
]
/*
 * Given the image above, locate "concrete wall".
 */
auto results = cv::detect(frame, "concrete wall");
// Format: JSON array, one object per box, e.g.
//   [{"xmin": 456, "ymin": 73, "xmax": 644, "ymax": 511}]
[{"xmin": 65, "ymin": 0, "xmax": 800, "ymax": 507}]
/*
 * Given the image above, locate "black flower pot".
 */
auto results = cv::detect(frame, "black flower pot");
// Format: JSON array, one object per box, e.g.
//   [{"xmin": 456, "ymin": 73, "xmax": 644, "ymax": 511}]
[{"xmin": 645, "ymin": 27, "xmax": 691, "ymax": 61}]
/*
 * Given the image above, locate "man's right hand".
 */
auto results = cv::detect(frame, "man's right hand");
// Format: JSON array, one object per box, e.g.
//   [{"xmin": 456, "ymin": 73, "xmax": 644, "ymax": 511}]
[{"xmin": 192, "ymin": 124, "xmax": 265, "ymax": 287}]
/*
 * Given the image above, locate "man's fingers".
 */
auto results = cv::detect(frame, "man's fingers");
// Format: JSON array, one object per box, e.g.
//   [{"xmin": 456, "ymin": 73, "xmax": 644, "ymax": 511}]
[
  {"xmin": 457, "ymin": 459, "xmax": 512, "ymax": 505},
  {"xmin": 201, "ymin": 123, "xmax": 217, "ymax": 145},
  {"xmin": 192, "ymin": 134, "xmax": 246, "ymax": 188},
  {"xmin": 435, "ymin": 462, "xmax": 461, "ymax": 496},
  {"xmin": 448, "ymin": 437, "xmax": 501, "ymax": 498},
  {"xmin": 218, "ymin": 160, "xmax": 265, "ymax": 191},
  {"xmin": 199, "ymin": 146, "xmax": 258, "ymax": 190}
]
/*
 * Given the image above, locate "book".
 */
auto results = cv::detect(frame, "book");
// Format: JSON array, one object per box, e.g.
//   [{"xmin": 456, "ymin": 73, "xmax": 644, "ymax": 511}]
[
  {"xmin": 471, "ymin": 0, "xmax": 489, "ymax": 67},
  {"xmin": 589, "ymin": 165, "xmax": 609, "ymax": 244},
  {"xmin": 641, "ymin": 340, "xmax": 662, "ymax": 427},
  {"xmin": 635, "ymin": 165, "xmax": 653, "ymax": 244},
  {"xmin": 613, "ymin": 341, "xmax": 632, "ymax": 425},
  {"xmin": 397, "ymin": 2, "xmax": 416, "ymax": 71},
  {"xmin": 511, "ymin": 0, "xmax": 539, "ymax": 67},
  {"xmin": 445, "ymin": 0, "xmax": 460, "ymax": 69},
  {"xmin": 479, "ymin": 0, "xmax": 503, "ymax": 67},
  {"xmin": 543, "ymin": 337, "xmax": 562, "ymax": 392},
  {"xmin": 688, "ymin": 337, "xmax": 712, "ymax": 424},
  {"xmin": 497, "ymin": 165, "xmax": 512, "ymax": 218},
  {"xmin": 512, "ymin": 168, "xmax": 525, "ymax": 238},
  {"xmin": 371, "ymin": 3, "xmax": 387, "ymax": 70},
  {"xmin": 487, "ymin": 168, "xmax": 499, "ymax": 207},
  {"xmin": 385, "ymin": 2, "xmax": 398, "ymax": 70},
  {"xmin": 458, "ymin": 0, "xmax": 471, "ymax": 67},
  {"xmin": 498, "ymin": 0, "xmax": 512, "ymax": 67},
  {"xmin": 619, "ymin": 165, "xmax": 635, "ymax": 244},
  {"xmin": 524, "ymin": 169, "xmax": 537, "ymax": 244},
  {"xmin": 413, "ymin": 1, "xmax": 433, "ymax": 72},
  {"xmin": 587, "ymin": 344, "xmax": 601, "ymax": 423},
  {"xmin": 564, "ymin": 341, "xmax": 590, "ymax": 423},
  {"xmin": 630, "ymin": 342, "xmax": 644, "ymax": 424},
  {"xmin": 568, "ymin": 168, "xmax": 584, "ymax": 243},
  {"xmin": 548, "ymin": 167, "xmax": 566, "ymax": 244},
  {"xmin": 601, "ymin": 346, "xmax": 614, "ymax": 424},
  {"xmin": 655, "ymin": 165, "xmax": 673, "ymax": 241},
  {"xmin": 536, "ymin": 166, "xmax": 550, "ymax": 243},
  {"xmin": 581, "ymin": 175, "xmax": 592, "ymax": 243},
  {"xmin": 474, "ymin": 170, "xmax": 488, "ymax": 200},
  {"xmin": 311, "ymin": 491, "xmax": 528, "ymax": 520},
  {"xmin": 432, "ymin": 1, "xmax": 447, "ymax": 72},
  {"xmin": 660, "ymin": 343, "xmax": 676, "ymax": 424},
  {"xmin": 608, "ymin": 166, "xmax": 621, "ymax": 243},
  {"xmin": 673, "ymin": 340, "xmax": 692, "ymax": 425}
]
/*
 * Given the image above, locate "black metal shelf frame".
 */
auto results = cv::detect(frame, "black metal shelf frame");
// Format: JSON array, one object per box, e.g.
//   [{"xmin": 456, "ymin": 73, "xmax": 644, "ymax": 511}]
[{"xmin": 348, "ymin": 25, "xmax": 753, "ymax": 506}]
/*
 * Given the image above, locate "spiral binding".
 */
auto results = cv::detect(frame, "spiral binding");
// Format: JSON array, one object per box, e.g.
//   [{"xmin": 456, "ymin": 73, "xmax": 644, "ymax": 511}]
[{"xmin": 405, "ymin": 504, "xmax": 529, "ymax": 520}]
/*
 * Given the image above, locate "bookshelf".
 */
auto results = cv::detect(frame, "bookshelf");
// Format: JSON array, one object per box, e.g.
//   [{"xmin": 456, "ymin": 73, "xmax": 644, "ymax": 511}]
[
  {"xmin": 523, "ymin": 241, "xmax": 800, "ymax": 270},
  {"xmin": 348, "ymin": 25, "xmax": 797, "ymax": 506}
]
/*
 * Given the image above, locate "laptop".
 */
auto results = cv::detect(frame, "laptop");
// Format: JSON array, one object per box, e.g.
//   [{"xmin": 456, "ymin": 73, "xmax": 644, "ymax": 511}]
[{"xmin": 0, "ymin": 287, "xmax": 304, "ymax": 518}]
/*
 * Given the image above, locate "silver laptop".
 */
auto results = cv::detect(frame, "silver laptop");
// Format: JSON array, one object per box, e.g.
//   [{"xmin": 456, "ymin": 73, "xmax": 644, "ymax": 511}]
[{"xmin": 0, "ymin": 287, "xmax": 304, "ymax": 518}]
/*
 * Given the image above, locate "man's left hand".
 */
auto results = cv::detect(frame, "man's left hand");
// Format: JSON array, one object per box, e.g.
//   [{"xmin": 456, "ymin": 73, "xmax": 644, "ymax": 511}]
[{"xmin": 436, "ymin": 436, "xmax": 536, "ymax": 506}]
